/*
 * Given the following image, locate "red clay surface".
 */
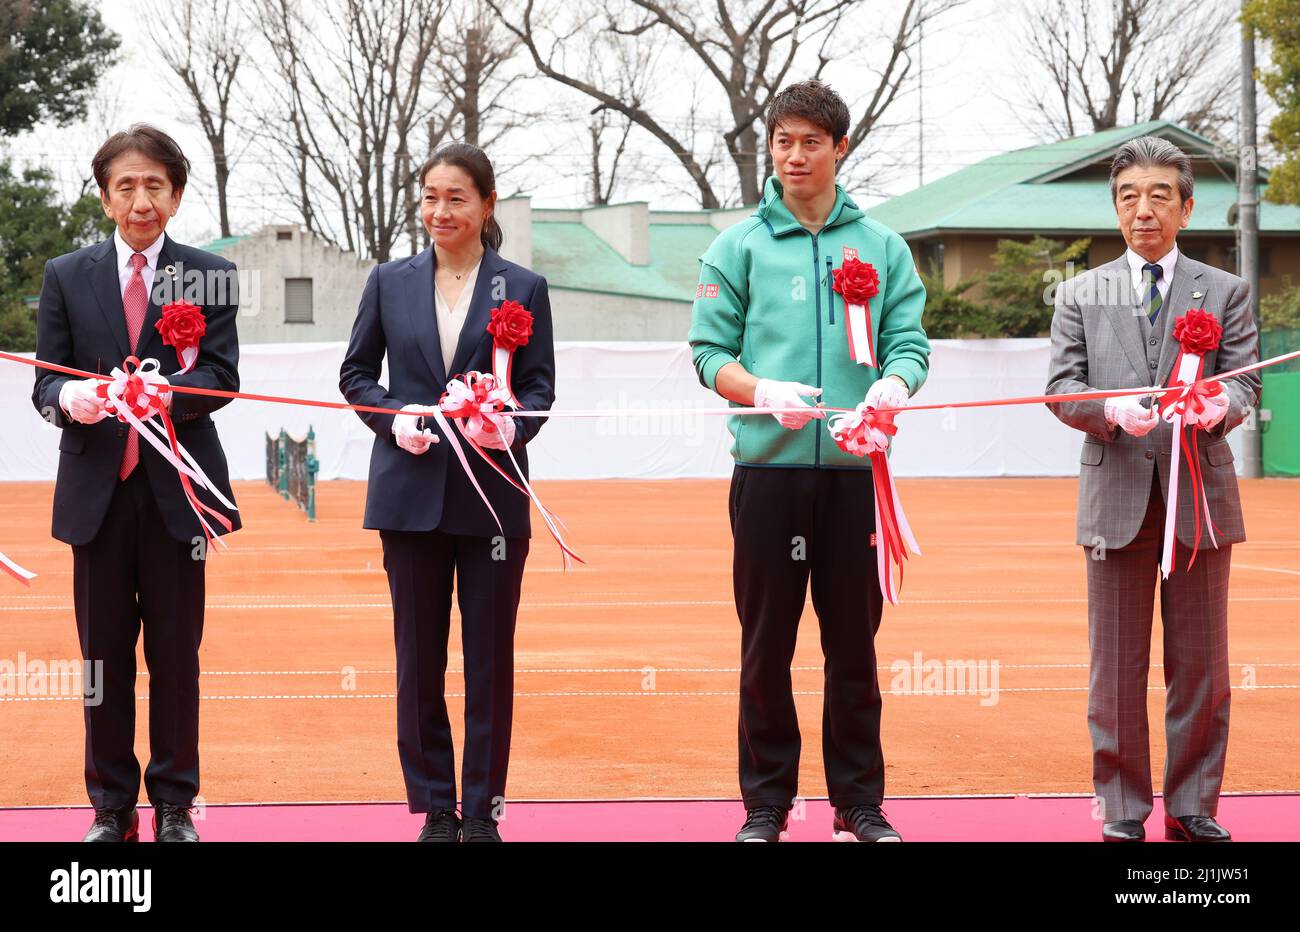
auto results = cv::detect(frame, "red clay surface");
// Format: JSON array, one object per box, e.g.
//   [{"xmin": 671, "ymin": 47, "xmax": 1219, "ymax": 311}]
[{"xmin": 1, "ymin": 477, "xmax": 1297, "ymax": 808}]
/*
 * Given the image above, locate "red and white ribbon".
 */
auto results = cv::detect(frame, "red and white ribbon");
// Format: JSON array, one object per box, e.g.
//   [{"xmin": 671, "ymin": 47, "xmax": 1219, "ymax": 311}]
[
  {"xmin": 827, "ymin": 404, "xmax": 921, "ymax": 604},
  {"xmin": 486, "ymin": 300, "xmax": 533, "ymax": 410},
  {"xmin": 845, "ymin": 302, "xmax": 877, "ymax": 368},
  {"xmin": 492, "ymin": 345, "xmax": 519, "ymax": 409},
  {"xmin": 177, "ymin": 344, "xmax": 199, "ymax": 375},
  {"xmin": 99, "ymin": 356, "xmax": 237, "ymax": 551},
  {"xmin": 0, "ymin": 550, "xmax": 35, "ymax": 586},
  {"xmin": 436, "ymin": 372, "xmax": 583, "ymax": 568},
  {"xmin": 1156, "ymin": 354, "xmax": 1221, "ymax": 579},
  {"xmin": 8, "ymin": 346, "xmax": 1300, "ymax": 589},
  {"xmin": 832, "ymin": 255, "xmax": 880, "ymax": 368}
]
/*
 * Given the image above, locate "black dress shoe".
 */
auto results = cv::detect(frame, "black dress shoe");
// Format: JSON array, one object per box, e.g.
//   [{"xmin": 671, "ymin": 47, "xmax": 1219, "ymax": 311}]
[
  {"xmin": 83, "ymin": 807, "xmax": 139, "ymax": 842},
  {"xmin": 461, "ymin": 817, "xmax": 502, "ymax": 842},
  {"xmin": 1102, "ymin": 820, "xmax": 1145, "ymax": 842},
  {"xmin": 417, "ymin": 809, "xmax": 462, "ymax": 842},
  {"xmin": 1165, "ymin": 815, "xmax": 1231, "ymax": 842},
  {"xmin": 153, "ymin": 803, "xmax": 200, "ymax": 842}
]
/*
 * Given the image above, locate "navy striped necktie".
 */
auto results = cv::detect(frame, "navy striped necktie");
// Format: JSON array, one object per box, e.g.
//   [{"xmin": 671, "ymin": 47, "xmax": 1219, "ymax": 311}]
[{"xmin": 1141, "ymin": 263, "xmax": 1163, "ymax": 325}]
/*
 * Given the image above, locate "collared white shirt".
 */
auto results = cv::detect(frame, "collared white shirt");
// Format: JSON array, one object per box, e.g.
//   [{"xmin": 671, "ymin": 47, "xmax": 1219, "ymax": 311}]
[
  {"xmin": 113, "ymin": 228, "xmax": 165, "ymax": 299},
  {"xmin": 434, "ymin": 258, "xmax": 483, "ymax": 373},
  {"xmin": 1125, "ymin": 244, "xmax": 1178, "ymax": 306}
]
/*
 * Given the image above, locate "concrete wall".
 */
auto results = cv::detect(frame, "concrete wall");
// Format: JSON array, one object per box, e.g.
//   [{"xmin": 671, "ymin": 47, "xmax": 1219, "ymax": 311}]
[
  {"xmin": 496, "ymin": 196, "xmax": 533, "ymax": 269},
  {"xmin": 215, "ymin": 225, "xmax": 375, "ymax": 344},
  {"xmin": 550, "ymin": 289, "xmax": 691, "ymax": 341}
]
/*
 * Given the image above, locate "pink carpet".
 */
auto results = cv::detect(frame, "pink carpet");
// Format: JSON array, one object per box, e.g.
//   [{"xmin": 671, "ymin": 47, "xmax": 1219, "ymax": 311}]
[{"xmin": 2, "ymin": 794, "xmax": 1295, "ymax": 841}]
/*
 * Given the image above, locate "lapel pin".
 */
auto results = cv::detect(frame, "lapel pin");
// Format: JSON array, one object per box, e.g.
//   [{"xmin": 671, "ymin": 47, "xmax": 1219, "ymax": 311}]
[{"xmin": 1192, "ymin": 291, "xmax": 1203, "ymax": 299}]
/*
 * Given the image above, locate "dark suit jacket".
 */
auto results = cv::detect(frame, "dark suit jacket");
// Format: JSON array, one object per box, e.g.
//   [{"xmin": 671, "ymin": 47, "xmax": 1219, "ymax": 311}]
[
  {"xmin": 32, "ymin": 234, "xmax": 242, "ymax": 546},
  {"xmin": 339, "ymin": 245, "xmax": 556, "ymax": 538}
]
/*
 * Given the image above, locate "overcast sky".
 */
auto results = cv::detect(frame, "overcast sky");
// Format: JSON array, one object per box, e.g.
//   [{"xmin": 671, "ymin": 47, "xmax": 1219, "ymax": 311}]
[{"xmin": 2, "ymin": 0, "xmax": 1245, "ymax": 250}]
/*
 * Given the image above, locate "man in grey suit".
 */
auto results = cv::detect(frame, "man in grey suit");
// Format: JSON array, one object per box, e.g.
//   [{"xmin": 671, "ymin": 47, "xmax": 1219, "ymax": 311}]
[{"xmin": 1047, "ymin": 136, "xmax": 1260, "ymax": 843}]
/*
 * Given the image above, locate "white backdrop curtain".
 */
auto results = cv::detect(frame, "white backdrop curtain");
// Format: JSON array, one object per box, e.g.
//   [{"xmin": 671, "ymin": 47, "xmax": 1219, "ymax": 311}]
[{"xmin": 0, "ymin": 339, "xmax": 1244, "ymax": 482}]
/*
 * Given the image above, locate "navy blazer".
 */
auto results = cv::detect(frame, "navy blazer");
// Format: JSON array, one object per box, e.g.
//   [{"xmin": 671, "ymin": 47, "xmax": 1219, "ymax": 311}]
[
  {"xmin": 339, "ymin": 245, "xmax": 556, "ymax": 538},
  {"xmin": 31, "ymin": 234, "xmax": 242, "ymax": 546}
]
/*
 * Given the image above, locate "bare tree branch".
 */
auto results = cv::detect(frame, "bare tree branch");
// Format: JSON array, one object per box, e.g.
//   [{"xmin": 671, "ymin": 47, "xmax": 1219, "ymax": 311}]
[
  {"xmin": 146, "ymin": 0, "xmax": 246, "ymax": 237},
  {"xmin": 1015, "ymin": 0, "xmax": 1236, "ymax": 140}
]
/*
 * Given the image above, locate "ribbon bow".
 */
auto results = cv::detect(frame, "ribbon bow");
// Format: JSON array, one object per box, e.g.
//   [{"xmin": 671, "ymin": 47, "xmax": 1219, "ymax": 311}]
[
  {"xmin": 826, "ymin": 403, "xmax": 920, "ymax": 605},
  {"xmin": 433, "ymin": 371, "xmax": 583, "ymax": 568},
  {"xmin": 97, "ymin": 356, "xmax": 236, "ymax": 551},
  {"xmin": 97, "ymin": 357, "xmax": 169, "ymax": 422}
]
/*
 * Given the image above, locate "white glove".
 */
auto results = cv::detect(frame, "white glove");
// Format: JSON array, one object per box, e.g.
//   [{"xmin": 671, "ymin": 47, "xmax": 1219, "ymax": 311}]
[
  {"xmin": 152, "ymin": 373, "xmax": 173, "ymax": 411},
  {"xmin": 1185, "ymin": 386, "xmax": 1230, "ymax": 430},
  {"xmin": 392, "ymin": 404, "xmax": 439, "ymax": 455},
  {"xmin": 864, "ymin": 376, "xmax": 909, "ymax": 413},
  {"xmin": 754, "ymin": 378, "xmax": 824, "ymax": 430},
  {"xmin": 463, "ymin": 415, "xmax": 516, "ymax": 451},
  {"xmin": 59, "ymin": 379, "xmax": 108, "ymax": 424},
  {"xmin": 1104, "ymin": 394, "xmax": 1160, "ymax": 437}
]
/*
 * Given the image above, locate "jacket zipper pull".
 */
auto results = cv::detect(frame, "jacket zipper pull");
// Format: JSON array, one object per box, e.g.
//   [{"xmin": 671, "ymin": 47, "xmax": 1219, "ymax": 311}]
[{"xmin": 826, "ymin": 256, "xmax": 835, "ymax": 325}]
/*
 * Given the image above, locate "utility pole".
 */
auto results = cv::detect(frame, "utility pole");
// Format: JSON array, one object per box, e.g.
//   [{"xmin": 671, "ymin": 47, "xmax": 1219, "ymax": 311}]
[{"xmin": 1239, "ymin": 10, "xmax": 1263, "ymax": 479}]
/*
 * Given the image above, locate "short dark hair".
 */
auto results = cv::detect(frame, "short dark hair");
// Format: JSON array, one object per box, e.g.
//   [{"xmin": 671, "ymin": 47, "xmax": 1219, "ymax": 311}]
[
  {"xmin": 417, "ymin": 142, "xmax": 503, "ymax": 252},
  {"xmin": 92, "ymin": 123, "xmax": 190, "ymax": 192},
  {"xmin": 765, "ymin": 79, "xmax": 851, "ymax": 144}
]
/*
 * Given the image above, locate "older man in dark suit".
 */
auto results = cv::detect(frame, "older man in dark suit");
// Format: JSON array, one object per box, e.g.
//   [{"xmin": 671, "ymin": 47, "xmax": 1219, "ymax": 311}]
[
  {"xmin": 32, "ymin": 124, "xmax": 241, "ymax": 842},
  {"xmin": 1047, "ymin": 136, "xmax": 1260, "ymax": 843}
]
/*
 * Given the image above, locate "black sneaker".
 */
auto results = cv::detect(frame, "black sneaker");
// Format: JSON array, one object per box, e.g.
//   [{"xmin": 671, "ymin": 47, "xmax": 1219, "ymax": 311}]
[
  {"xmin": 461, "ymin": 817, "xmax": 502, "ymax": 842},
  {"xmin": 833, "ymin": 804, "xmax": 902, "ymax": 842},
  {"xmin": 735, "ymin": 805, "xmax": 790, "ymax": 842},
  {"xmin": 417, "ymin": 809, "xmax": 462, "ymax": 842},
  {"xmin": 83, "ymin": 806, "xmax": 139, "ymax": 843}
]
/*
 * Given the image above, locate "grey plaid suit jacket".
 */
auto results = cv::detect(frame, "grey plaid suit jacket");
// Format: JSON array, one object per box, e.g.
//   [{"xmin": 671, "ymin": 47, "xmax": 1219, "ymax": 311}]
[{"xmin": 1046, "ymin": 253, "xmax": 1261, "ymax": 550}]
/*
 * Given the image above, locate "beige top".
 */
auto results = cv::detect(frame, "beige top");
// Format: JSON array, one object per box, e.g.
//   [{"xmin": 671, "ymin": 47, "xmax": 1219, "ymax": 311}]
[{"xmin": 434, "ymin": 259, "xmax": 483, "ymax": 374}]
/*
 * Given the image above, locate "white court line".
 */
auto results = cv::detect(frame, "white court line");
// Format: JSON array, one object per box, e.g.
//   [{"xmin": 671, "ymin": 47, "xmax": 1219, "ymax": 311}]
[
  {"xmin": 5, "ymin": 684, "xmax": 1299, "ymax": 702},
  {"xmin": 5, "ymin": 662, "xmax": 1299, "ymax": 679},
  {"xmin": 1235, "ymin": 563, "xmax": 1300, "ymax": 577}
]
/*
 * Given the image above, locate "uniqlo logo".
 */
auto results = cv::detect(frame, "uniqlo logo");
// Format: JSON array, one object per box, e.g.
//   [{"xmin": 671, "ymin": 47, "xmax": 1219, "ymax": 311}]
[
  {"xmin": 843, "ymin": 246, "xmax": 859, "ymax": 261},
  {"xmin": 696, "ymin": 284, "xmax": 704, "ymax": 298},
  {"xmin": 704, "ymin": 284, "xmax": 719, "ymax": 298}
]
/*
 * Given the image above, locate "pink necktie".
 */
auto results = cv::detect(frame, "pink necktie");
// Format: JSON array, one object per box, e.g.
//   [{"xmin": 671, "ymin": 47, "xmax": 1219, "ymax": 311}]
[{"xmin": 118, "ymin": 252, "xmax": 148, "ymax": 480}]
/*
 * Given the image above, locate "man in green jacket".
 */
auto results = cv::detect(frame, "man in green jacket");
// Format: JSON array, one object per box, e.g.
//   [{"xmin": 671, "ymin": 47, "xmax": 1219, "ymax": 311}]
[{"xmin": 689, "ymin": 79, "xmax": 930, "ymax": 842}]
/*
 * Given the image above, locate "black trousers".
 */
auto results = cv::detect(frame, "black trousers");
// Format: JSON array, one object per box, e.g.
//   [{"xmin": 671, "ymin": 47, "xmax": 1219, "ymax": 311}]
[
  {"xmin": 380, "ymin": 529, "xmax": 528, "ymax": 819},
  {"xmin": 729, "ymin": 465, "xmax": 886, "ymax": 809},
  {"xmin": 72, "ymin": 468, "xmax": 206, "ymax": 809}
]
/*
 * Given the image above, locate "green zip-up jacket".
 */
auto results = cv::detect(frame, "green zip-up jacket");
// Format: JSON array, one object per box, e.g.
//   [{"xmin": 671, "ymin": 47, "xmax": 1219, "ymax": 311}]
[{"xmin": 688, "ymin": 175, "xmax": 931, "ymax": 469}]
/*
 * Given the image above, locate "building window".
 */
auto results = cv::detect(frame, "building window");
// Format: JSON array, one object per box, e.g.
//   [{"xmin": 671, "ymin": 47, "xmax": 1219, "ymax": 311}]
[
  {"xmin": 1222, "ymin": 246, "xmax": 1271, "ymax": 277},
  {"xmin": 920, "ymin": 240, "xmax": 944, "ymax": 279},
  {"xmin": 277, "ymin": 230, "xmax": 293, "ymax": 241},
  {"xmin": 285, "ymin": 278, "xmax": 313, "ymax": 323}
]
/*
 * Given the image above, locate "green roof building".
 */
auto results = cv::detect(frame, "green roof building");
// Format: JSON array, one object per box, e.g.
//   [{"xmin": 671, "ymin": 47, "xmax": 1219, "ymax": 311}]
[{"xmin": 863, "ymin": 120, "xmax": 1300, "ymax": 298}]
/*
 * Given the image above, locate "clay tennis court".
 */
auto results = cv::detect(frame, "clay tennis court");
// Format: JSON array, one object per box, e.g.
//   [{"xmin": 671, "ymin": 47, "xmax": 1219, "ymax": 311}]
[{"xmin": 3, "ymin": 474, "xmax": 1298, "ymax": 819}]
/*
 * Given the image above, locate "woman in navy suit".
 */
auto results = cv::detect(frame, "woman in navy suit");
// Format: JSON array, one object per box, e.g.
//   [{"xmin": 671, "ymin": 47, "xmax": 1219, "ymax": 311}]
[{"xmin": 340, "ymin": 143, "xmax": 555, "ymax": 842}]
